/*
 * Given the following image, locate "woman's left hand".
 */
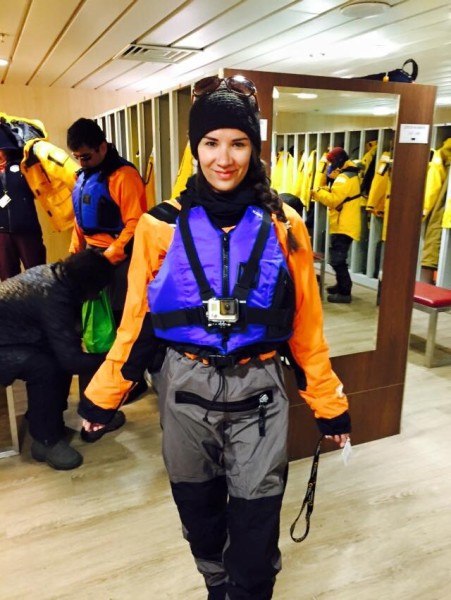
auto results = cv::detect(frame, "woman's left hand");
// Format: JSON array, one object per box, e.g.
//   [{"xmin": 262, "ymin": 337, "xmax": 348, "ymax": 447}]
[
  {"xmin": 82, "ymin": 419, "xmax": 105, "ymax": 432},
  {"xmin": 325, "ymin": 434, "xmax": 350, "ymax": 448}
]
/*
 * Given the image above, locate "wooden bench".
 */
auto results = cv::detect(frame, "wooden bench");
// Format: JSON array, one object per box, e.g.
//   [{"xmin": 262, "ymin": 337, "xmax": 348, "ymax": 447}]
[
  {"xmin": 412, "ymin": 282, "xmax": 451, "ymax": 368},
  {"xmin": 0, "ymin": 385, "xmax": 20, "ymax": 458}
]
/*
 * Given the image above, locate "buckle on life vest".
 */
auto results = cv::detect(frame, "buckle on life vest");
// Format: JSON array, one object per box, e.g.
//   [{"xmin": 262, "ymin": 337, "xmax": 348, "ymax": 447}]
[{"xmin": 207, "ymin": 354, "xmax": 238, "ymax": 368}]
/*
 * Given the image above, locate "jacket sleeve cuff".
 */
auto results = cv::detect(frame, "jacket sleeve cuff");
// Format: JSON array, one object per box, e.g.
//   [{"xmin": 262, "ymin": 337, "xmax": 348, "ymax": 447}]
[
  {"xmin": 316, "ymin": 410, "xmax": 351, "ymax": 436},
  {"xmin": 78, "ymin": 396, "xmax": 119, "ymax": 424}
]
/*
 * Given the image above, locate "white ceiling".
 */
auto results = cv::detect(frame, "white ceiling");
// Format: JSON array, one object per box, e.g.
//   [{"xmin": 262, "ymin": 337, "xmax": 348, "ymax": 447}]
[{"xmin": 1, "ymin": 0, "xmax": 450, "ymax": 106}]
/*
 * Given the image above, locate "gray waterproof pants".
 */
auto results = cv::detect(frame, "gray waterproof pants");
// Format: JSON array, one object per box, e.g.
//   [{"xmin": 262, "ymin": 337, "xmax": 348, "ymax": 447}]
[{"xmin": 158, "ymin": 348, "xmax": 290, "ymax": 600}]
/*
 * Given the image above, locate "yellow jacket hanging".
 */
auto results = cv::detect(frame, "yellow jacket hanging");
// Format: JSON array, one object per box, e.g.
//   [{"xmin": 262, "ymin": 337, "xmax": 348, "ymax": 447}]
[
  {"xmin": 422, "ymin": 139, "xmax": 451, "ymax": 228},
  {"xmin": 313, "ymin": 152, "xmax": 328, "ymax": 190},
  {"xmin": 171, "ymin": 142, "xmax": 195, "ymax": 199},
  {"xmin": 292, "ymin": 151, "xmax": 306, "ymax": 200},
  {"xmin": 144, "ymin": 153, "xmax": 157, "ymax": 210},
  {"xmin": 360, "ymin": 140, "xmax": 378, "ymax": 177},
  {"xmin": 270, "ymin": 150, "xmax": 295, "ymax": 194},
  {"xmin": 21, "ymin": 139, "xmax": 78, "ymax": 232},
  {"xmin": 366, "ymin": 152, "xmax": 391, "ymax": 217},
  {"xmin": 300, "ymin": 149, "xmax": 317, "ymax": 210}
]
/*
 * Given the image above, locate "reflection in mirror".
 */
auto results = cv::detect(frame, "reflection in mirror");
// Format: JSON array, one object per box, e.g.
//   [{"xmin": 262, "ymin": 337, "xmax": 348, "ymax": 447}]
[{"xmin": 271, "ymin": 87, "xmax": 400, "ymax": 357}]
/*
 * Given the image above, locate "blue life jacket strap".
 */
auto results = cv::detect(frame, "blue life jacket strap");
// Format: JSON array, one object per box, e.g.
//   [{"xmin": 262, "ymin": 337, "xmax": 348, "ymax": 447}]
[
  {"xmin": 232, "ymin": 210, "xmax": 271, "ymax": 301},
  {"xmin": 178, "ymin": 202, "xmax": 216, "ymax": 301}
]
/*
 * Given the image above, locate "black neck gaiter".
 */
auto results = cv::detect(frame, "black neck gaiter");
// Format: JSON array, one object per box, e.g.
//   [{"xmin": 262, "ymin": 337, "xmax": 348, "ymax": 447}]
[{"xmin": 180, "ymin": 174, "xmax": 259, "ymax": 228}]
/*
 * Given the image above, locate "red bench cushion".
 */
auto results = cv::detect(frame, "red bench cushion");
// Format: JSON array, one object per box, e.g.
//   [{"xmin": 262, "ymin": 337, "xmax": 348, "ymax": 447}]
[{"xmin": 414, "ymin": 282, "xmax": 451, "ymax": 308}]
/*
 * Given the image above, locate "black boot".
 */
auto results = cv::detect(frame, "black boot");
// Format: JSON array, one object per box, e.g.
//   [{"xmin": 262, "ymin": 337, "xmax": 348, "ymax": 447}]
[
  {"xmin": 326, "ymin": 284, "xmax": 339, "ymax": 294},
  {"xmin": 31, "ymin": 439, "xmax": 83, "ymax": 470},
  {"xmin": 327, "ymin": 292, "xmax": 352, "ymax": 304}
]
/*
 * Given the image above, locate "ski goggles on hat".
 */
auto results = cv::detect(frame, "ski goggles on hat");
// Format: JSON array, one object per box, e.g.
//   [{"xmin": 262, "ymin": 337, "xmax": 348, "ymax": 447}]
[{"xmin": 192, "ymin": 75, "xmax": 259, "ymax": 111}]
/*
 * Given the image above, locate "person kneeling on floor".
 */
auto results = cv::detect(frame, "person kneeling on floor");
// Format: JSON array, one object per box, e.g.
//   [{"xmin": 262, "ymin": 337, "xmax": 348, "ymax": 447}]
[{"xmin": 0, "ymin": 249, "xmax": 125, "ymax": 470}]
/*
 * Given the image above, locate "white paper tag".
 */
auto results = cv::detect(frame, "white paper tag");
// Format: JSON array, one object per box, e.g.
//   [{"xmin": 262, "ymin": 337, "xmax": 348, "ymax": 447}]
[
  {"xmin": 0, "ymin": 193, "xmax": 11, "ymax": 208},
  {"xmin": 341, "ymin": 438, "xmax": 352, "ymax": 466}
]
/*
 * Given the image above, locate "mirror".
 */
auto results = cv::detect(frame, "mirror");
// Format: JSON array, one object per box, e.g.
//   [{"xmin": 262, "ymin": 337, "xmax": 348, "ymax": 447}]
[
  {"xmin": 223, "ymin": 67, "xmax": 435, "ymax": 456},
  {"xmin": 271, "ymin": 87, "xmax": 400, "ymax": 357}
]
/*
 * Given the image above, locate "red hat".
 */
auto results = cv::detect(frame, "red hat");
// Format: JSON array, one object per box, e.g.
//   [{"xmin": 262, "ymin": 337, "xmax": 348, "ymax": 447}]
[{"xmin": 326, "ymin": 147, "xmax": 348, "ymax": 167}]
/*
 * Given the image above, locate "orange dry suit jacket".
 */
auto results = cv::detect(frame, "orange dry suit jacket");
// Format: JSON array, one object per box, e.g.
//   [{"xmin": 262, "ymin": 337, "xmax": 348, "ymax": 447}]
[{"xmin": 82, "ymin": 202, "xmax": 349, "ymax": 429}]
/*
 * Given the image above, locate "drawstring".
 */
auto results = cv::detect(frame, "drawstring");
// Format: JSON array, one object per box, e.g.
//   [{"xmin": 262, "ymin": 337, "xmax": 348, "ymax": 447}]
[
  {"xmin": 203, "ymin": 367, "xmax": 226, "ymax": 424},
  {"xmin": 290, "ymin": 435, "xmax": 324, "ymax": 543}
]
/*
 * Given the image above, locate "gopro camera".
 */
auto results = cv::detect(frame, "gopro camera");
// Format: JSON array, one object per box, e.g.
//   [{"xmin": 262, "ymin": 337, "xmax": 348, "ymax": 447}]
[{"xmin": 206, "ymin": 298, "xmax": 239, "ymax": 325}]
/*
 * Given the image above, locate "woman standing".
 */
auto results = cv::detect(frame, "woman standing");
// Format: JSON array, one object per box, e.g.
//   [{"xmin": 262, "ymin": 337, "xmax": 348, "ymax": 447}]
[{"xmin": 80, "ymin": 76, "xmax": 351, "ymax": 600}]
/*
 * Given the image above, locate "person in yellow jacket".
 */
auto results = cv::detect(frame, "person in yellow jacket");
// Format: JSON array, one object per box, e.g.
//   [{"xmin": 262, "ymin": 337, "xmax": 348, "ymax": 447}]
[
  {"xmin": 78, "ymin": 76, "xmax": 350, "ymax": 600},
  {"xmin": 311, "ymin": 147, "xmax": 361, "ymax": 303}
]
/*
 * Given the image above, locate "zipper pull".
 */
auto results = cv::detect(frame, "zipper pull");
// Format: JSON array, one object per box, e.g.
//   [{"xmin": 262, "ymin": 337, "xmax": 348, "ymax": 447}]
[{"xmin": 258, "ymin": 393, "xmax": 269, "ymax": 437}]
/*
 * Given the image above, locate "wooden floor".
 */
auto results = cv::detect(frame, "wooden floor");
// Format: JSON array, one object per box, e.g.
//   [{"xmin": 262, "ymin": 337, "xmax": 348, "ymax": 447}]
[{"xmin": 1, "ymin": 311, "xmax": 451, "ymax": 599}]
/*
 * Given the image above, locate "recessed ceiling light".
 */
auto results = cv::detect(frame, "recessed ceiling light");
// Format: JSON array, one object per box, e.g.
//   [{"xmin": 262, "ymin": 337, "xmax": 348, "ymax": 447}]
[
  {"xmin": 436, "ymin": 96, "xmax": 451, "ymax": 106},
  {"xmin": 373, "ymin": 106, "xmax": 393, "ymax": 116},
  {"xmin": 296, "ymin": 92, "xmax": 318, "ymax": 99},
  {"xmin": 0, "ymin": 58, "xmax": 8, "ymax": 67},
  {"xmin": 340, "ymin": 1, "xmax": 391, "ymax": 19}
]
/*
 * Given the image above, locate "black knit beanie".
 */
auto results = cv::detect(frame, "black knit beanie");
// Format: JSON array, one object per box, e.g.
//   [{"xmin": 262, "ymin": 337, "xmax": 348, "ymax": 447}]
[{"xmin": 189, "ymin": 87, "xmax": 261, "ymax": 159}]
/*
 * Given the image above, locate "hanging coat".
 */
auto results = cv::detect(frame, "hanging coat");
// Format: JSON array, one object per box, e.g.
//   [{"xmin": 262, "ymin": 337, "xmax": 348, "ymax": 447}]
[
  {"xmin": 21, "ymin": 140, "xmax": 78, "ymax": 232},
  {"xmin": 300, "ymin": 149, "xmax": 317, "ymax": 210},
  {"xmin": 270, "ymin": 151, "xmax": 295, "ymax": 194},
  {"xmin": 366, "ymin": 152, "xmax": 391, "ymax": 217},
  {"xmin": 144, "ymin": 152, "xmax": 157, "ymax": 210},
  {"xmin": 292, "ymin": 151, "xmax": 306, "ymax": 200},
  {"xmin": 313, "ymin": 152, "xmax": 328, "ymax": 190},
  {"xmin": 171, "ymin": 142, "xmax": 195, "ymax": 200}
]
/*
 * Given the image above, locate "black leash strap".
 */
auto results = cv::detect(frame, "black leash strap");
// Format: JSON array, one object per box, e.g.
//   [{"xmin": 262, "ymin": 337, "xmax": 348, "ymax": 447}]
[{"xmin": 290, "ymin": 435, "xmax": 324, "ymax": 543}]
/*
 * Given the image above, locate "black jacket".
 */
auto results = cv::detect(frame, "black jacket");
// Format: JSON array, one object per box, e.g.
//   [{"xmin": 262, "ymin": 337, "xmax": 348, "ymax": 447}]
[
  {"xmin": 0, "ymin": 262, "xmax": 104, "ymax": 374},
  {"xmin": 0, "ymin": 160, "xmax": 42, "ymax": 233}
]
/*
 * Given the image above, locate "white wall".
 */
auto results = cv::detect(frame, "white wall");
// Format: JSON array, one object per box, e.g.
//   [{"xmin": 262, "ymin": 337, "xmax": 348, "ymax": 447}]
[{"xmin": 0, "ymin": 85, "xmax": 145, "ymax": 149}]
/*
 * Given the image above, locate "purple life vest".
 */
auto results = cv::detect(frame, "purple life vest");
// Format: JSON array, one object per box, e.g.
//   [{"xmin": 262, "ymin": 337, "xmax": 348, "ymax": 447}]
[{"xmin": 148, "ymin": 205, "xmax": 294, "ymax": 355}]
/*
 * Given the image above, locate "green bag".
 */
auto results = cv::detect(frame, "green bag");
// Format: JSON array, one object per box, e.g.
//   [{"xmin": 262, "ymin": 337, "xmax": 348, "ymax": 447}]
[{"xmin": 81, "ymin": 290, "xmax": 116, "ymax": 353}]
